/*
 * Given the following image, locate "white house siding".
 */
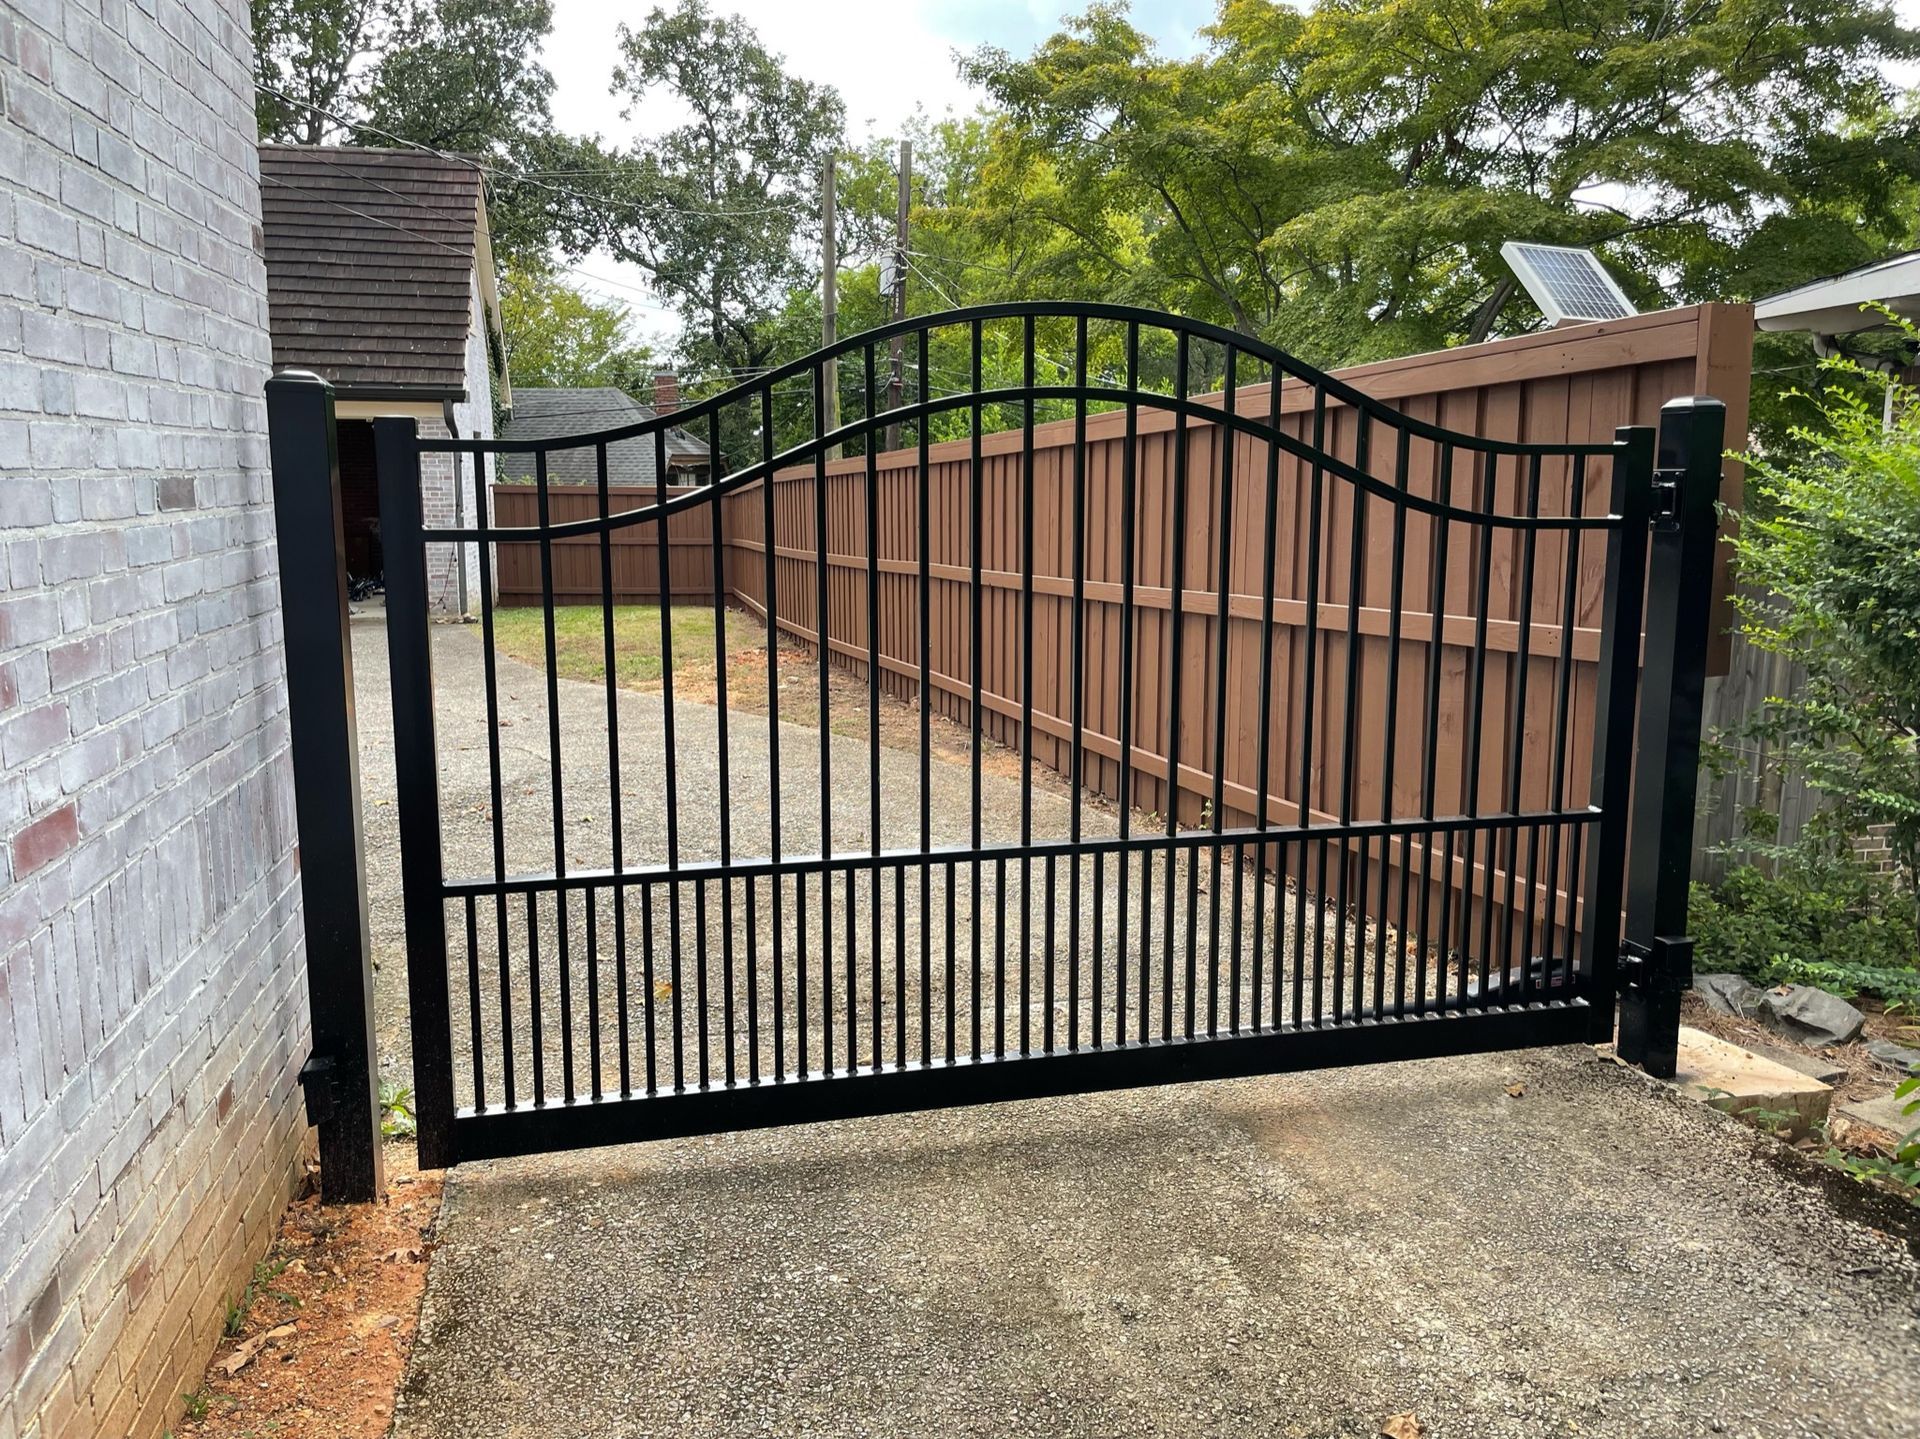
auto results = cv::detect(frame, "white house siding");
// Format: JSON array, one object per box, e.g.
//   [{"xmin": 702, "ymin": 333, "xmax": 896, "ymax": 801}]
[{"xmin": 0, "ymin": 3, "xmax": 309, "ymax": 1437}]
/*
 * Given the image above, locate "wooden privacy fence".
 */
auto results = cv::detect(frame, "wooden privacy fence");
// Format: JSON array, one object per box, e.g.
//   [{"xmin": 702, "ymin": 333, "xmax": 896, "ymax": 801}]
[
  {"xmin": 493, "ymin": 303, "xmax": 1752, "ymax": 946},
  {"xmin": 490, "ymin": 483, "xmax": 716, "ymax": 604}
]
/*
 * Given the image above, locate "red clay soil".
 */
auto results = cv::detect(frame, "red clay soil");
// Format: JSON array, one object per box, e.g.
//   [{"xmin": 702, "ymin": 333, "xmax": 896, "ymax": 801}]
[{"xmin": 175, "ymin": 1143, "xmax": 442, "ymax": 1439}]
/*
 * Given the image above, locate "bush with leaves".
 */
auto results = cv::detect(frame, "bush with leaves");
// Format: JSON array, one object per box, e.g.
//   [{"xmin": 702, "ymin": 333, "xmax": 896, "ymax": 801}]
[
  {"xmin": 1728, "ymin": 324, "xmax": 1920, "ymax": 931},
  {"xmin": 1689, "ymin": 852, "xmax": 1920, "ymax": 1001}
]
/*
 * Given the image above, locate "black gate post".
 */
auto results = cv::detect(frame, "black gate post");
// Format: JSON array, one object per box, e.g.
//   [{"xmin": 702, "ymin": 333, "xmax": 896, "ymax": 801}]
[
  {"xmin": 265, "ymin": 371, "xmax": 384, "ymax": 1203},
  {"xmin": 1618, "ymin": 396, "xmax": 1726, "ymax": 1078},
  {"xmin": 375, "ymin": 418, "xmax": 459, "ymax": 1168}
]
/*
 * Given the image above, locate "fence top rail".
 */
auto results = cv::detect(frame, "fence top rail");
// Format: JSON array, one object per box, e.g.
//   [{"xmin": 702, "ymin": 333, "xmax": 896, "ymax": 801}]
[{"xmin": 411, "ymin": 301, "xmax": 1628, "ymax": 465}]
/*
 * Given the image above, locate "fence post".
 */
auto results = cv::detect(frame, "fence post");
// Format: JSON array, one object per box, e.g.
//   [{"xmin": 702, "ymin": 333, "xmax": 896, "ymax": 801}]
[
  {"xmin": 265, "ymin": 371, "xmax": 384, "ymax": 1203},
  {"xmin": 1618, "ymin": 395, "xmax": 1726, "ymax": 1078},
  {"xmin": 375, "ymin": 417, "xmax": 458, "ymax": 1169}
]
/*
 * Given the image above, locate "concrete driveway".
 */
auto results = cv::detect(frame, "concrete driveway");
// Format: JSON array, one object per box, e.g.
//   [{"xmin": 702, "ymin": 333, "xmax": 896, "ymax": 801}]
[
  {"xmin": 354, "ymin": 618, "xmax": 1919, "ymax": 1438},
  {"xmin": 390, "ymin": 1045, "xmax": 1918, "ymax": 1439}
]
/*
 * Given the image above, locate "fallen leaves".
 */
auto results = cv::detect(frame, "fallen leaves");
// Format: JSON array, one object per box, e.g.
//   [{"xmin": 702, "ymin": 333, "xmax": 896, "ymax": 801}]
[
  {"xmin": 1380, "ymin": 1412, "xmax": 1427, "ymax": 1439},
  {"xmin": 220, "ymin": 1324, "xmax": 297, "ymax": 1376}
]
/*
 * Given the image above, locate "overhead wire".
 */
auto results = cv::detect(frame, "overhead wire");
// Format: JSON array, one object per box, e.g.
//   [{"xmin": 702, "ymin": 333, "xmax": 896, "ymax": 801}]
[{"xmin": 255, "ymin": 81, "xmax": 809, "ymax": 219}]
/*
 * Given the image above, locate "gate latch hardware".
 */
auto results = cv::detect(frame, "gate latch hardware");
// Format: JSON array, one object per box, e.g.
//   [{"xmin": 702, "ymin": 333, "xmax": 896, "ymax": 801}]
[
  {"xmin": 1650, "ymin": 476, "xmax": 1682, "ymax": 530},
  {"xmin": 1616, "ymin": 935, "xmax": 1694, "ymax": 992},
  {"xmin": 298, "ymin": 1053, "xmax": 338, "ymax": 1127},
  {"xmin": 1616, "ymin": 934, "xmax": 1694, "ymax": 1079}
]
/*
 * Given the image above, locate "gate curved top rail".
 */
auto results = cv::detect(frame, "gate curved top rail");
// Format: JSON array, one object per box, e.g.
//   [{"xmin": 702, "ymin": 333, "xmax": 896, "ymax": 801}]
[{"xmin": 418, "ymin": 301, "xmax": 1629, "ymax": 544}]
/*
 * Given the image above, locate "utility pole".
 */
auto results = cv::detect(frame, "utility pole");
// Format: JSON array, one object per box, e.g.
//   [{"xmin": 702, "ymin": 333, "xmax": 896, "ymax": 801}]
[
  {"xmin": 822, "ymin": 153, "xmax": 839, "ymax": 460},
  {"xmin": 885, "ymin": 139, "xmax": 910, "ymax": 452}
]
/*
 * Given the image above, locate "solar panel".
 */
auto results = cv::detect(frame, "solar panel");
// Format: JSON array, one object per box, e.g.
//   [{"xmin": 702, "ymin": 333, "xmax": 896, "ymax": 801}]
[{"xmin": 1499, "ymin": 242, "xmax": 1637, "ymax": 325}]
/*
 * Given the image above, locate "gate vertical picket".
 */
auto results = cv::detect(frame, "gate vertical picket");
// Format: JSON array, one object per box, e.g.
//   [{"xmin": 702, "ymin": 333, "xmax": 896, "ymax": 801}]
[
  {"xmin": 1579, "ymin": 425, "xmax": 1656, "ymax": 1042},
  {"xmin": 374, "ymin": 416, "xmax": 456, "ymax": 1169}
]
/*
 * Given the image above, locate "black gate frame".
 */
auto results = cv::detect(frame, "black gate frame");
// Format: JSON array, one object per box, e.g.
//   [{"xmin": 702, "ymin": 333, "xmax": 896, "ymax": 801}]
[{"xmin": 268, "ymin": 303, "xmax": 1722, "ymax": 1182}]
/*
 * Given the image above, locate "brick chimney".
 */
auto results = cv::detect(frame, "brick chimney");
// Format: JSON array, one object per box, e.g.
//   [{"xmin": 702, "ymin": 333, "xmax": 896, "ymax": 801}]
[{"xmin": 652, "ymin": 370, "xmax": 680, "ymax": 416}]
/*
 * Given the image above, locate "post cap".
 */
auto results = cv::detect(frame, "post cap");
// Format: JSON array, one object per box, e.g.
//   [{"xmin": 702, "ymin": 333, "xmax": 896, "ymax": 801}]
[
  {"xmin": 1656, "ymin": 394, "xmax": 1728, "ymax": 476},
  {"xmin": 265, "ymin": 369, "xmax": 333, "ymax": 395}
]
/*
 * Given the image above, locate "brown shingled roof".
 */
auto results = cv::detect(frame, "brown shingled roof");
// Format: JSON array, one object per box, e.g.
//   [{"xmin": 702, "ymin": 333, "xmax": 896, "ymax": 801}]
[{"xmin": 259, "ymin": 144, "xmax": 484, "ymax": 394}]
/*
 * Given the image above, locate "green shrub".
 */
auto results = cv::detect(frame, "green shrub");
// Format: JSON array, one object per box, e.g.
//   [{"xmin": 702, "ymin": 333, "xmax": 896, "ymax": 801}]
[
  {"xmin": 1689, "ymin": 852, "xmax": 1920, "ymax": 1000},
  {"xmin": 379, "ymin": 1079, "xmax": 417, "ymax": 1139},
  {"xmin": 1731, "ymin": 327, "xmax": 1920, "ymax": 908}
]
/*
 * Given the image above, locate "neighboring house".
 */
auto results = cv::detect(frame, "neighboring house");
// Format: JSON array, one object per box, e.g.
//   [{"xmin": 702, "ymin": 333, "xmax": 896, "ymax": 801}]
[
  {"xmin": 1, "ymin": 4, "xmax": 310, "ymax": 1437},
  {"xmin": 495, "ymin": 380, "xmax": 712, "ymax": 485},
  {"xmin": 258, "ymin": 143, "xmax": 508, "ymax": 612},
  {"xmin": 1755, "ymin": 250, "xmax": 1920, "ymax": 342}
]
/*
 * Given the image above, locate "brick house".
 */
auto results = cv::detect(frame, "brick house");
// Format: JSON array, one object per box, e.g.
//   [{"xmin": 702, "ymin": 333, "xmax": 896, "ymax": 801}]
[
  {"xmin": 0, "ymin": 3, "xmax": 311, "ymax": 1437},
  {"xmin": 258, "ymin": 143, "xmax": 507, "ymax": 614}
]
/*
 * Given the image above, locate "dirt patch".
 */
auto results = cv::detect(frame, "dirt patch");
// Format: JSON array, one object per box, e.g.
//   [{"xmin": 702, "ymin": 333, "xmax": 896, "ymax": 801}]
[{"xmin": 176, "ymin": 1144, "xmax": 442, "ymax": 1439}]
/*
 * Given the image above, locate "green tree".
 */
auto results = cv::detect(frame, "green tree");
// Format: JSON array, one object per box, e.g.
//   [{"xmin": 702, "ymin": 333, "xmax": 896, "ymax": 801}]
[
  {"xmin": 957, "ymin": 0, "xmax": 1920, "ymax": 367},
  {"xmin": 1730, "ymin": 331, "xmax": 1920, "ymax": 913},
  {"xmin": 600, "ymin": 1, "xmax": 845, "ymax": 379},
  {"xmin": 357, "ymin": 0, "xmax": 556, "ymax": 155},
  {"xmin": 498, "ymin": 263, "xmax": 655, "ymax": 394},
  {"xmin": 252, "ymin": 0, "xmax": 387, "ymax": 144},
  {"xmin": 253, "ymin": 0, "xmax": 555, "ymax": 154}
]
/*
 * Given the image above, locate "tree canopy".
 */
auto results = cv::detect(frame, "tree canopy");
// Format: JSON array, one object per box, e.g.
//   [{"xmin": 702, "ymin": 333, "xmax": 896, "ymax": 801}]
[
  {"xmin": 951, "ymin": 0, "xmax": 1920, "ymax": 366},
  {"xmin": 596, "ymin": 1, "xmax": 845, "ymax": 378},
  {"xmin": 252, "ymin": 0, "xmax": 1920, "ymax": 443}
]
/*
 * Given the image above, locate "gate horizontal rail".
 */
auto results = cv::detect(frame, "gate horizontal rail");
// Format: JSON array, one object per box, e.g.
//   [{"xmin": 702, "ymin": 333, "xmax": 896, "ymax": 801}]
[
  {"xmin": 451, "ymin": 1003, "xmax": 1595, "ymax": 1162},
  {"xmin": 365, "ymin": 300, "xmax": 1692, "ymax": 1167}
]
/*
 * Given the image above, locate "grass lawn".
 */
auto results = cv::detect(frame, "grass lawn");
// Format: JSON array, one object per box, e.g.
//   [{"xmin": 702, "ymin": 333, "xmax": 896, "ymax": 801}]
[{"xmin": 490, "ymin": 603, "xmax": 768, "ymax": 697}]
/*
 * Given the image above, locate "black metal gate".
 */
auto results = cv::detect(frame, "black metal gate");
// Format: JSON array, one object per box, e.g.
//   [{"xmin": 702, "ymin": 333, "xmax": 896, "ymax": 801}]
[{"xmin": 363, "ymin": 303, "xmax": 1719, "ymax": 1168}]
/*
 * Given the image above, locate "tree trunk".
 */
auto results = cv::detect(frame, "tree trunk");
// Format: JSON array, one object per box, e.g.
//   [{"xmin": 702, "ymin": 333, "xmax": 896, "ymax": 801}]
[{"xmin": 1466, "ymin": 278, "xmax": 1516, "ymax": 345}]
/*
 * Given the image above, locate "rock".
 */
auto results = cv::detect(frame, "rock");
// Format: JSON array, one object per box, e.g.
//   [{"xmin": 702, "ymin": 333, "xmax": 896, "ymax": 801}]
[
  {"xmin": 1864, "ymin": 1038, "xmax": 1920, "ymax": 1074},
  {"xmin": 1692, "ymin": 972, "xmax": 1761, "ymax": 1017},
  {"xmin": 1838, "ymin": 1092, "xmax": 1919, "ymax": 1139},
  {"xmin": 1756, "ymin": 984, "xmax": 1865, "ymax": 1048}
]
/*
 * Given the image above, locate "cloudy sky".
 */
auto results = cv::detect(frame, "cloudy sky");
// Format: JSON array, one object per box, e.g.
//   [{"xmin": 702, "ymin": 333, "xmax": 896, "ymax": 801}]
[{"xmin": 537, "ymin": 0, "xmax": 1216, "ymax": 347}]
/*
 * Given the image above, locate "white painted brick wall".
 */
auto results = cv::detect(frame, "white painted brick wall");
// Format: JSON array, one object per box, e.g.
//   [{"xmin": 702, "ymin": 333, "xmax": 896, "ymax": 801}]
[
  {"xmin": 415, "ymin": 277, "xmax": 492, "ymax": 614},
  {"xmin": 0, "ymin": 2, "xmax": 310, "ymax": 1436}
]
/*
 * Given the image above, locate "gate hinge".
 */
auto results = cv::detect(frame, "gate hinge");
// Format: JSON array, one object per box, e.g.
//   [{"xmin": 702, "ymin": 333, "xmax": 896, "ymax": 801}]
[
  {"xmin": 298, "ymin": 1053, "xmax": 338, "ymax": 1127},
  {"xmin": 1616, "ymin": 934, "xmax": 1694, "ymax": 993}
]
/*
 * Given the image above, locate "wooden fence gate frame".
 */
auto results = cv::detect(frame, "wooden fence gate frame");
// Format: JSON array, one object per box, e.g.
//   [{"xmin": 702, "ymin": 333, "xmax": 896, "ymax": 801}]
[{"xmin": 271, "ymin": 302, "xmax": 1724, "ymax": 1173}]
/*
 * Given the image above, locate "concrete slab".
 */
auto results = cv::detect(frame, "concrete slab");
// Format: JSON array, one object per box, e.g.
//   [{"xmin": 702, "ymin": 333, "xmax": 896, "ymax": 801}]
[
  {"xmin": 1840, "ymin": 1092, "xmax": 1919, "ymax": 1139},
  {"xmin": 393, "ymin": 1046, "xmax": 1919, "ymax": 1439},
  {"xmin": 1741, "ymin": 1039, "xmax": 1848, "ymax": 1087},
  {"xmin": 1673, "ymin": 1024, "xmax": 1831, "ymax": 1137}
]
